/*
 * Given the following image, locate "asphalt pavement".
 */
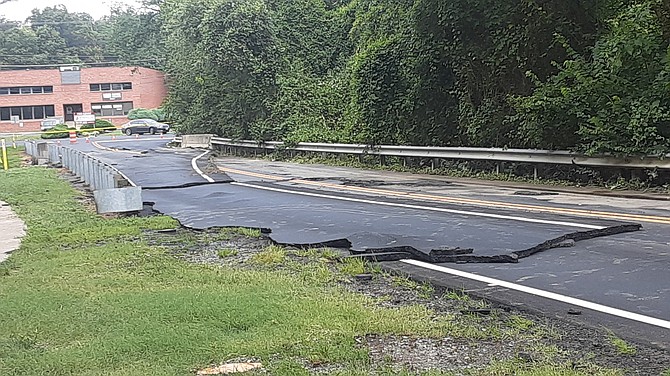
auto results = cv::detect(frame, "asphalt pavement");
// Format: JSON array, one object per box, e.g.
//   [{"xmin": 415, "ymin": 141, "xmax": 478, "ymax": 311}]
[{"xmin": 68, "ymin": 135, "xmax": 670, "ymax": 348}]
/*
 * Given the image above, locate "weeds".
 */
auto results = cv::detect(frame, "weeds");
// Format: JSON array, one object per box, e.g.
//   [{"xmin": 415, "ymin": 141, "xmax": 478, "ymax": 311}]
[
  {"xmin": 607, "ymin": 333, "xmax": 637, "ymax": 355},
  {"xmin": 218, "ymin": 227, "xmax": 262, "ymax": 239},
  {"xmin": 507, "ymin": 315, "xmax": 535, "ymax": 332},
  {"xmin": 217, "ymin": 248, "xmax": 238, "ymax": 258},
  {"xmin": 443, "ymin": 289, "xmax": 471, "ymax": 302},
  {"xmin": 249, "ymin": 245, "xmax": 287, "ymax": 265},
  {"xmin": 338, "ymin": 257, "xmax": 366, "ymax": 276}
]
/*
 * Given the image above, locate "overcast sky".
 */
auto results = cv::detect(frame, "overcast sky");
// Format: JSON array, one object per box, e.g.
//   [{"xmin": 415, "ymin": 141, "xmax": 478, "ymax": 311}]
[{"xmin": 0, "ymin": 0, "xmax": 142, "ymax": 21}]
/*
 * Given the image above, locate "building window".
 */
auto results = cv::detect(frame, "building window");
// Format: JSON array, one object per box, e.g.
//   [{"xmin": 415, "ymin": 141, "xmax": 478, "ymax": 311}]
[
  {"xmin": 90, "ymin": 82, "xmax": 132, "ymax": 92},
  {"xmin": 102, "ymin": 92, "xmax": 123, "ymax": 101},
  {"xmin": 91, "ymin": 101, "xmax": 133, "ymax": 116},
  {"xmin": 0, "ymin": 86, "xmax": 54, "ymax": 95},
  {"xmin": 0, "ymin": 105, "xmax": 55, "ymax": 121}
]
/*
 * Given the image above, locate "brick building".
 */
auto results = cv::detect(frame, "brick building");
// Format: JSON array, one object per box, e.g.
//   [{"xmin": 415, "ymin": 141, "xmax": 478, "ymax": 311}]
[{"xmin": 0, "ymin": 66, "xmax": 168, "ymax": 133}]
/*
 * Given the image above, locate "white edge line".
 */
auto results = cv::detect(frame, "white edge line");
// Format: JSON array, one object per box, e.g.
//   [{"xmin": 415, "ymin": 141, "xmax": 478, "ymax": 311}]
[
  {"xmin": 231, "ymin": 182, "xmax": 604, "ymax": 230},
  {"xmin": 70, "ymin": 141, "xmax": 138, "ymax": 187},
  {"xmin": 401, "ymin": 259, "xmax": 670, "ymax": 329},
  {"xmin": 192, "ymin": 150, "xmax": 215, "ymax": 183}
]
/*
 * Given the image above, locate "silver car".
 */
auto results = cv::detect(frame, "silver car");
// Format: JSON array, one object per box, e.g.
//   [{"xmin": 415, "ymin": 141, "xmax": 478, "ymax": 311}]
[{"xmin": 121, "ymin": 119, "xmax": 170, "ymax": 135}]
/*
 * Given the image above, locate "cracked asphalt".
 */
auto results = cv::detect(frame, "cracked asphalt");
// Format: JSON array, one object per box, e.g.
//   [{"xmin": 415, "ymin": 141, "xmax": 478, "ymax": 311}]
[{"xmin": 69, "ymin": 135, "xmax": 670, "ymax": 348}]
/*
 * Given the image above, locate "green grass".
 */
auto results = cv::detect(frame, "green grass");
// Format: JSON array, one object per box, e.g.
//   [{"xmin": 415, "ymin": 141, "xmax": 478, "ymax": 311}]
[
  {"xmin": 0, "ymin": 165, "xmax": 457, "ymax": 375},
  {"xmin": 507, "ymin": 315, "xmax": 535, "ymax": 332},
  {"xmin": 249, "ymin": 245, "xmax": 287, "ymax": 265},
  {"xmin": 472, "ymin": 359, "xmax": 623, "ymax": 376},
  {"xmin": 0, "ymin": 144, "xmax": 24, "ymax": 169},
  {"xmin": 294, "ymin": 247, "xmax": 340, "ymax": 261},
  {"xmin": 443, "ymin": 289, "xmax": 471, "ymax": 302},
  {"xmin": 0, "ymin": 149, "xmax": 628, "ymax": 375},
  {"xmin": 229, "ymin": 227, "xmax": 262, "ymax": 238},
  {"xmin": 337, "ymin": 257, "xmax": 366, "ymax": 276},
  {"xmin": 607, "ymin": 333, "xmax": 637, "ymax": 355},
  {"xmin": 662, "ymin": 369, "xmax": 670, "ymax": 376},
  {"xmin": 217, "ymin": 248, "xmax": 238, "ymax": 258}
]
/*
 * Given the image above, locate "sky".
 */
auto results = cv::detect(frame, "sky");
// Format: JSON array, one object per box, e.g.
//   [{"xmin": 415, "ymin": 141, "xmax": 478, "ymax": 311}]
[{"xmin": 0, "ymin": 0, "xmax": 142, "ymax": 21}]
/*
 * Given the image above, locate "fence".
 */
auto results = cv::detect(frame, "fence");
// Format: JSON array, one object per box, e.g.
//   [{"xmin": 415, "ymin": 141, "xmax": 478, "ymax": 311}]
[
  {"xmin": 57, "ymin": 146, "xmax": 131, "ymax": 191},
  {"xmin": 24, "ymin": 141, "xmax": 141, "ymax": 213}
]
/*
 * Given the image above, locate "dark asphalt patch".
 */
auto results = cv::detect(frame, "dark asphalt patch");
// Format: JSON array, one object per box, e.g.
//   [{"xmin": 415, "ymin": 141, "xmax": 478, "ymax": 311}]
[{"xmin": 142, "ymin": 182, "xmax": 641, "ymax": 264}]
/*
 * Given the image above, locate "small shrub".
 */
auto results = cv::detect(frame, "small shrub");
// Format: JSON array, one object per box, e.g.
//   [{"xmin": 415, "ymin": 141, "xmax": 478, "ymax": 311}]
[
  {"xmin": 40, "ymin": 124, "xmax": 70, "ymax": 139},
  {"xmin": 95, "ymin": 119, "xmax": 116, "ymax": 132}
]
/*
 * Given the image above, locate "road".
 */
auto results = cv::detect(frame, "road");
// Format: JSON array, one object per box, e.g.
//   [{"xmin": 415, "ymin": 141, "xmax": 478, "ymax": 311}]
[{"xmin": 70, "ymin": 135, "xmax": 670, "ymax": 348}]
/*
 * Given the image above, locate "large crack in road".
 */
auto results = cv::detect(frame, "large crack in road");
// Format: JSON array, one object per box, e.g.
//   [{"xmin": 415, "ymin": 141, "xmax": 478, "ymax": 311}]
[{"xmin": 79, "ymin": 140, "xmax": 645, "ymax": 265}]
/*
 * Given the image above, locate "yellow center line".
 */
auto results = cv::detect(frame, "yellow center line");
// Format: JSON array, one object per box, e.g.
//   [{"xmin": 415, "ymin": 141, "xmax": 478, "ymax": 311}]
[{"xmin": 218, "ymin": 165, "xmax": 670, "ymax": 225}]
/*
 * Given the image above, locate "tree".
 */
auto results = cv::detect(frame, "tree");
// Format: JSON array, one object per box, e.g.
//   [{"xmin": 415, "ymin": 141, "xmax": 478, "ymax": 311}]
[
  {"xmin": 512, "ymin": 0, "xmax": 670, "ymax": 155},
  {"xmin": 27, "ymin": 5, "xmax": 103, "ymax": 62}
]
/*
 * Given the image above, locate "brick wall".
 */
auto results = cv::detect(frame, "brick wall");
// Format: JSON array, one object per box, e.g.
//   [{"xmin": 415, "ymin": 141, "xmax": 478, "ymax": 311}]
[{"xmin": 0, "ymin": 66, "xmax": 168, "ymax": 133}]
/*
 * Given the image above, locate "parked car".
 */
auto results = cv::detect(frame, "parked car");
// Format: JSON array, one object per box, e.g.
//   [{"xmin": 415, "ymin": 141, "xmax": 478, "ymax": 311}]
[
  {"xmin": 120, "ymin": 119, "xmax": 170, "ymax": 135},
  {"xmin": 40, "ymin": 117, "xmax": 64, "ymax": 132}
]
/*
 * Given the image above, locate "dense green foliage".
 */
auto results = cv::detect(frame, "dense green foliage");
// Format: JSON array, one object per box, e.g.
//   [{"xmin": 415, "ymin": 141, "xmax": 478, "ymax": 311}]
[
  {"xmin": 127, "ymin": 108, "xmax": 166, "ymax": 121},
  {"xmin": 0, "ymin": 2, "xmax": 161, "ymax": 67},
  {"xmin": 3, "ymin": 0, "xmax": 670, "ymax": 155},
  {"xmin": 157, "ymin": 0, "xmax": 670, "ymax": 155}
]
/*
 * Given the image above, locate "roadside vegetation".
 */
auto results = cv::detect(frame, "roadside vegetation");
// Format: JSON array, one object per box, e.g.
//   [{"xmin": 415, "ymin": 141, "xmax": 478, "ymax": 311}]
[
  {"xmin": 3, "ymin": 1, "xmax": 670, "ymax": 158},
  {"xmin": 0, "ymin": 148, "xmax": 667, "ymax": 375}
]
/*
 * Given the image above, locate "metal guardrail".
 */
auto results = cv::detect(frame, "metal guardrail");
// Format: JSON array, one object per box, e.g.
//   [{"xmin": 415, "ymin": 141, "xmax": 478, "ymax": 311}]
[
  {"xmin": 205, "ymin": 137, "xmax": 670, "ymax": 170},
  {"xmin": 24, "ymin": 140, "xmax": 37, "ymax": 157},
  {"xmin": 57, "ymin": 146, "xmax": 128, "ymax": 190},
  {"xmin": 25, "ymin": 141, "xmax": 131, "ymax": 190},
  {"xmin": 24, "ymin": 141, "xmax": 142, "ymax": 214}
]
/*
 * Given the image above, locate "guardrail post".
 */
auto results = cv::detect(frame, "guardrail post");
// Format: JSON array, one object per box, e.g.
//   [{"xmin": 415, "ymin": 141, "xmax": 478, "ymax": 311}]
[{"xmin": 83, "ymin": 156, "xmax": 89, "ymax": 185}]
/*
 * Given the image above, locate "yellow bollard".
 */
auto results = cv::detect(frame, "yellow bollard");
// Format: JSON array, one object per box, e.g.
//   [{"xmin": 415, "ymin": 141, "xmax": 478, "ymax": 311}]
[{"xmin": 1, "ymin": 139, "xmax": 8, "ymax": 170}]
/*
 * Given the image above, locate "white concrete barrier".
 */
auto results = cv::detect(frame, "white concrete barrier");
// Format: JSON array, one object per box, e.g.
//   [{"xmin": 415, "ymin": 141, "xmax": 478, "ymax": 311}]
[{"xmin": 181, "ymin": 134, "xmax": 213, "ymax": 149}]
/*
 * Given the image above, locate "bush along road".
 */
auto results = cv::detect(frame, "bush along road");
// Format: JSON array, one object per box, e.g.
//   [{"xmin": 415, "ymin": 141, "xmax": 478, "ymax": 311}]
[{"xmin": 0, "ymin": 147, "xmax": 669, "ymax": 375}]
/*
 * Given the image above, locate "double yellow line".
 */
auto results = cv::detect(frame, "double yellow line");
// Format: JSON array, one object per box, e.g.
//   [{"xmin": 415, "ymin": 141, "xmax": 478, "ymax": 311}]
[{"xmin": 217, "ymin": 166, "xmax": 670, "ymax": 225}]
